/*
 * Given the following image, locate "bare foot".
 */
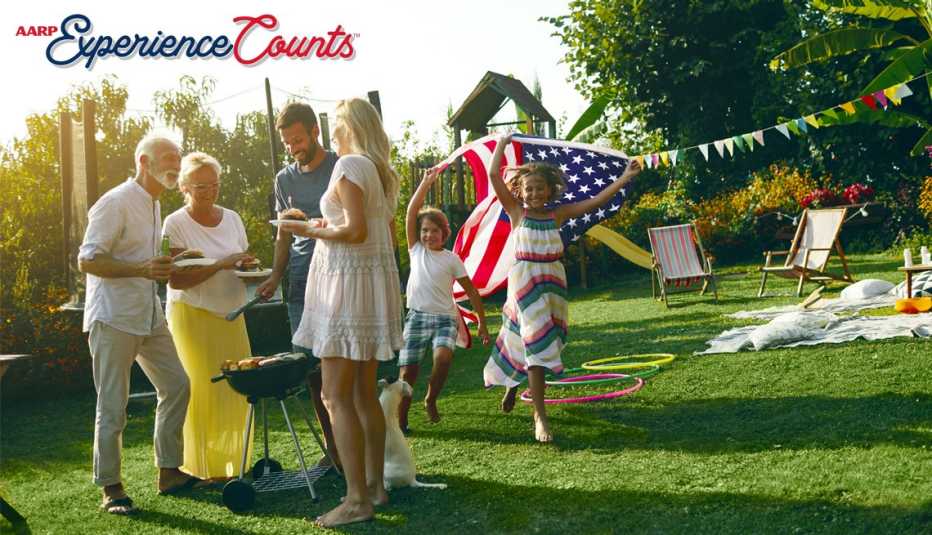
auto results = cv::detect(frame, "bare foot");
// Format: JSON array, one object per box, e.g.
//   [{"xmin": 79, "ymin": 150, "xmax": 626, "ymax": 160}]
[
  {"xmin": 533, "ymin": 413, "xmax": 553, "ymax": 443},
  {"xmin": 369, "ymin": 484, "xmax": 389, "ymax": 506},
  {"xmin": 501, "ymin": 387, "xmax": 518, "ymax": 413},
  {"xmin": 315, "ymin": 499, "xmax": 374, "ymax": 528},
  {"xmin": 424, "ymin": 399, "xmax": 441, "ymax": 423}
]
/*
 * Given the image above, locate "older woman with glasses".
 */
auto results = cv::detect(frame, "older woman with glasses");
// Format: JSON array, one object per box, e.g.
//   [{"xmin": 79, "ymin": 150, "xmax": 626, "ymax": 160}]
[{"xmin": 163, "ymin": 152, "xmax": 255, "ymax": 483}]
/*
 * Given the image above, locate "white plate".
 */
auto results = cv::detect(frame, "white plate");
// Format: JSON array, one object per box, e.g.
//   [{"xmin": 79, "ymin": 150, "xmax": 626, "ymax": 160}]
[
  {"xmin": 270, "ymin": 219, "xmax": 307, "ymax": 226},
  {"xmin": 235, "ymin": 268, "xmax": 273, "ymax": 278},
  {"xmin": 174, "ymin": 258, "xmax": 216, "ymax": 268}
]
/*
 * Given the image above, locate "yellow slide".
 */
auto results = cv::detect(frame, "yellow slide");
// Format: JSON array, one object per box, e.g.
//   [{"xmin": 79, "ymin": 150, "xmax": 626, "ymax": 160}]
[{"xmin": 585, "ymin": 224, "xmax": 653, "ymax": 269}]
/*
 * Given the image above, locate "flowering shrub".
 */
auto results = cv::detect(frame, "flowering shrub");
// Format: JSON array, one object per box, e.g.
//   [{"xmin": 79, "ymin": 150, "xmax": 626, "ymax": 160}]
[
  {"xmin": 919, "ymin": 176, "xmax": 932, "ymax": 223},
  {"xmin": 800, "ymin": 187, "xmax": 838, "ymax": 209},
  {"xmin": 842, "ymin": 183, "xmax": 875, "ymax": 205}
]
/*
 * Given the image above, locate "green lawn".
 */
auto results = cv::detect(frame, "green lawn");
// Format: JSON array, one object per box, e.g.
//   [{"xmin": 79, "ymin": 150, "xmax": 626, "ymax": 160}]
[{"xmin": 2, "ymin": 253, "xmax": 930, "ymax": 534}]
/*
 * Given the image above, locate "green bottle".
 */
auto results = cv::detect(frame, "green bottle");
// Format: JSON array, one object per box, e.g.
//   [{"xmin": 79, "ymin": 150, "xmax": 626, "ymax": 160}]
[{"xmin": 161, "ymin": 235, "xmax": 170, "ymax": 257}]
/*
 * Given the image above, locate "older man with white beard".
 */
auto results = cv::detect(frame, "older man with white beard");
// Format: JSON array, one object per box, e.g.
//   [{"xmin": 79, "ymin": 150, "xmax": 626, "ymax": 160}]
[{"xmin": 78, "ymin": 134, "xmax": 195, "ymax": 515}]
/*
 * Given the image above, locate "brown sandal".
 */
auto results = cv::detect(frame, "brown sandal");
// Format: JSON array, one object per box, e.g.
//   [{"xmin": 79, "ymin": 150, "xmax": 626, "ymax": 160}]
[{"xmin": 101, "ymin": 496, "xmax": 137, "ymax": 515}]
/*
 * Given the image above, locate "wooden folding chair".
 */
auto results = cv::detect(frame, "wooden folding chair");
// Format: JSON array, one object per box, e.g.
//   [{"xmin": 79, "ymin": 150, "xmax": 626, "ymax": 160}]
[
  {"xmin": 758, "ymin": 207, "xmax": 854, "ymax": 297},
  {"xmin": 648, "ymin": 223, "xmax": 718, "ymax": 307}
]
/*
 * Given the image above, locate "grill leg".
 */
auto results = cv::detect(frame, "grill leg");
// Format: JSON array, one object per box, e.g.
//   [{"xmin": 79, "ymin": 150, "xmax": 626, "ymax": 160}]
[
  {"xmin": 280, "ymin": 400, "xmax": 317, "ymax": 501},
  {"xmin": 238, "ymin": 403, "xmax": 255, "ymax": 479},
  {"xmin": 261, "ymin": 399, "xmax": 271, "ymax": 473},
  {"xmin": 294, "ymin": 387, "xmax": 342, "ymax": 477}
]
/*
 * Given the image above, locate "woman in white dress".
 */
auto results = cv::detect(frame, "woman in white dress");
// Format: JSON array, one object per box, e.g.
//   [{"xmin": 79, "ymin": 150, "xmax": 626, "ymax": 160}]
[{"xmin": 282, "ymin": 97, "xmax": 403, "ymax": 527}]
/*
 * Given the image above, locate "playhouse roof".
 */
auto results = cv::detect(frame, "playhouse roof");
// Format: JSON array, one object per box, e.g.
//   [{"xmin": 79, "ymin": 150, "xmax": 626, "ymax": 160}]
[{"xmin": 448, "ymin": 71, "xmax": 554, "ymax": 133}]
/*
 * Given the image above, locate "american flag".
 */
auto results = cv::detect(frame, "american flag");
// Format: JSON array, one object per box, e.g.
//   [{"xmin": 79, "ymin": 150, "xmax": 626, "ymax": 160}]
[{"xmin": 434, "ymin": 133, "xmax": 630, "ymax": 347}]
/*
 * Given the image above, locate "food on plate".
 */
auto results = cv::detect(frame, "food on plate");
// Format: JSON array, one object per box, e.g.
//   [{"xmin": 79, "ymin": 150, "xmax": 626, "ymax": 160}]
[
  {"xmin": 175, "ymin": 249, "xmax": 205, "ymax": 261},
  {"xmin": 239, "ymin": 257, "xmax": 262, "ymax": 272},
  {"xmin": 280, "ymin": 207, "xmax": 308, "ymax": 221}
]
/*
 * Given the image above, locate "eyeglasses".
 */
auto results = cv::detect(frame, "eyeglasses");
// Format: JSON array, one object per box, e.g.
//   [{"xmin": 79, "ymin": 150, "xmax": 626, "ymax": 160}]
[{"xmin": 189, "ymin": 182, "xmax": 220, "ymax": 191}]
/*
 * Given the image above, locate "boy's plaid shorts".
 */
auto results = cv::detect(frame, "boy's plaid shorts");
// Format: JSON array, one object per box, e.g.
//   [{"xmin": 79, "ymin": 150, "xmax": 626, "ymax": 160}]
[{"xmin": 398, "ymin": 309, "xmax": 457, "ymax": 366}]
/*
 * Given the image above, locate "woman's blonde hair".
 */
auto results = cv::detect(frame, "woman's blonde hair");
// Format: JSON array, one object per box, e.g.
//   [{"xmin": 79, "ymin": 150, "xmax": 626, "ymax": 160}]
[
  {"xmin": 179, "ymin": 152, "xmax": 221, "ymax": 204},
  {"xmin": 179, "ymin": 152, "xmax": 221, "ymax": 186},
  {"xmin": 333, "ymin": 98, "xmax": 400, "ymax": 212}
]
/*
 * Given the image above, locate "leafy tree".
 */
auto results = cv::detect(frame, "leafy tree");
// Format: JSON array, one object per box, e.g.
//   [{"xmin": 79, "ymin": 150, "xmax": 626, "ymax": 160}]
[
  {"xmin": 547, "ymin": 0, "xmax": 930, "ymax": 237},
  {"xmin": 772, "ymin": 0, "xmax": 932, "ymax": 155}
]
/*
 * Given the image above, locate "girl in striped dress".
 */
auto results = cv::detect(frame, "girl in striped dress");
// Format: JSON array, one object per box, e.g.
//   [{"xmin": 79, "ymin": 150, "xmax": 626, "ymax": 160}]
[{"xmin": 483, "ymin": 133, "xmax": 641, "ymax": 442}]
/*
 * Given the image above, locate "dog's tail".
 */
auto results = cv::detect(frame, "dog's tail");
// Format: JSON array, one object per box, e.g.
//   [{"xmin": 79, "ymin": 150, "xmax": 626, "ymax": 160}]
[{"xmin": 411, "ymin": 479, "xmax": 448, "ymax": 489}]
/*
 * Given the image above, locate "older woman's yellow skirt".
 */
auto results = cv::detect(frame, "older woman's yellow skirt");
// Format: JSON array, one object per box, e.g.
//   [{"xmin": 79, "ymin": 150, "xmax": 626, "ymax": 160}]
[{"xmin": 168, "ymin": 301, "xmax": 253, "ymax": 479}]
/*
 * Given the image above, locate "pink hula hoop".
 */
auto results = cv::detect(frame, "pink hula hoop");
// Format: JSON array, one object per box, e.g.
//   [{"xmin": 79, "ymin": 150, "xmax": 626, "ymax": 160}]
[{"xmin": 519, "ymin": 373, "xmax": 644, "ymax": 404}]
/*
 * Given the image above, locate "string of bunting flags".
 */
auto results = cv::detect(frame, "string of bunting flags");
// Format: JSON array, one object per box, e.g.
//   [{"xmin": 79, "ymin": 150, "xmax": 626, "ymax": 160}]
[{"xmin": 631, "ymin": 73, "xmax": 927, "ymax": 169}]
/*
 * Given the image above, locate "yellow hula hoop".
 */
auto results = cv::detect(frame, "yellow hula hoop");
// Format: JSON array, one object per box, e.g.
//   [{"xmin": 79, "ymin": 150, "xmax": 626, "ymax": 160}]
[{"xmin": 582, "ymin": 353, "xmax": 676, "ymax": 371}]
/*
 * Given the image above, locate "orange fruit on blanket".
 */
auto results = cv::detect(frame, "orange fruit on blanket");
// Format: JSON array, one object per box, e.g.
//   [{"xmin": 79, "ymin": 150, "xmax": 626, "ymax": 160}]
[{"xmin": 895, "ymin": 297, "xmax": 932, "ymax": 313}]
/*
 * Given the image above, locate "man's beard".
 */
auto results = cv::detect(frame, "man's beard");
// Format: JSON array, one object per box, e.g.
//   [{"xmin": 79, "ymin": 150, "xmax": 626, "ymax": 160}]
[
  {"xmin": 151, "ymin": 164, "xmax": 179, "ymax": 189},
  {"xmin": 297, "ymin": 144, "xmax": 317, "ymax": 166}
]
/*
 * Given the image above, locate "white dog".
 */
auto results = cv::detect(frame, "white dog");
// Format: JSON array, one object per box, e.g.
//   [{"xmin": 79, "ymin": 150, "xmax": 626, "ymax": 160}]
[{"xmin": 378, "ymin": 378, "xmax": 447, "ymax": 490}]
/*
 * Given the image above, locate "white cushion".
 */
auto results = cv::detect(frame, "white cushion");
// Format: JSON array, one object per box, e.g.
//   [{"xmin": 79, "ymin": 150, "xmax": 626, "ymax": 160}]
[
  {"xmin": 894, "ymin": 270, "xmax": 932, "ymax": 298},
  {"xmin": 840, "ymin": 279, "xmax": 895, "ymax": 300},
  {"xmin": 748, "ymin": 311, "xmax": 837, "ymax": 351}
]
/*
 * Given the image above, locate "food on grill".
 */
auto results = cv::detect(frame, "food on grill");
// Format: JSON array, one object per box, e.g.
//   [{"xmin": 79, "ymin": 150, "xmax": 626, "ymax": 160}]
[
  {"xmin": 281, "ymin": 208, "xmax": 308, "ymax": 221},
  {"xmin": 237, "ymin": 357, "xmax": 263, "ymax": 370},
  {"xmin": 220, "ymin": 353, "xmax": 304, "ymax": 373},
  {"xmin": 175, "ymin": 249, "xmax": 205, "ymax": 261},
  {"xmin": 212, "ymin": 353, "xmax": 309, "ymax": 399}
]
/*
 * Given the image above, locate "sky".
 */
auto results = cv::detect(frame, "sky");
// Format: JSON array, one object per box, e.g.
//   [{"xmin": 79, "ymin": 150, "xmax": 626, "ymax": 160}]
[{"xmin": 2, "ymin": 0, "xmax": 589, "ymax": 152}]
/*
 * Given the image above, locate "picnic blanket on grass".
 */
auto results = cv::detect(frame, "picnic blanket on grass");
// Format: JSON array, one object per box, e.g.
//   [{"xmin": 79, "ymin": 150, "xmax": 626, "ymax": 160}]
[{"xmin": 699, "ymin": 310, "xmax": 932, "ymax": 354}]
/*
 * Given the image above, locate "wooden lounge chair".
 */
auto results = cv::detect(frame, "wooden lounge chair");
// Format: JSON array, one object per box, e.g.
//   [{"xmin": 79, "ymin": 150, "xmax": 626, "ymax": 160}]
[
  {"xmin": 758, "ymin": 207, "xmax": 854, "ymax": 297},
  {"xmin": 648, "ymin": 223, "xmax": 718, "ymax": 307}
]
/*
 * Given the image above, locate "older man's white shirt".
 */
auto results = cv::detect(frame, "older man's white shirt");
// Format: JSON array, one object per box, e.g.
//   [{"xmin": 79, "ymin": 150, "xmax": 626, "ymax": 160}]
[{"xmin": 78, "ymin": 178, "xmax": 165, "ymax": 335}]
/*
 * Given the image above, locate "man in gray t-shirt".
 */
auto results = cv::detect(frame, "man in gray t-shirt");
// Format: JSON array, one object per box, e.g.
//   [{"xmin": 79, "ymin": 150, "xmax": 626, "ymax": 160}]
[{"xmin": 257, "ymin": 102, "xmax": 340, "ymax": 469}]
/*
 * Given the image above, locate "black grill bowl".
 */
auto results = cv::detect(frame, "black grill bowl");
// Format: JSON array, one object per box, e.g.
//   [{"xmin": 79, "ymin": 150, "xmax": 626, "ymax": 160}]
[{"xmin": 213, "ymin": 356, "xmax": 310, "ymax": 398}]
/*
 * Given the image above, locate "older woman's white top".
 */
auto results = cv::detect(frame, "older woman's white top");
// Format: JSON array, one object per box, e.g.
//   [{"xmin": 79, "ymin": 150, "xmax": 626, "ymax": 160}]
[
  {"xmin": 162, "ymin": 206, "xmax": 248, "ymax": 318},
  {"xmin": 292, "ymin": 154, "xmax": 403, "ymax": 361}
]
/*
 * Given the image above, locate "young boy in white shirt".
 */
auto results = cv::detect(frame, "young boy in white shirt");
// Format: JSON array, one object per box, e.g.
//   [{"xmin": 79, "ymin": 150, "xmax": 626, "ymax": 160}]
[{"xmin": 399, "ymin": 168, "xmax": 490, "ymax": 433}]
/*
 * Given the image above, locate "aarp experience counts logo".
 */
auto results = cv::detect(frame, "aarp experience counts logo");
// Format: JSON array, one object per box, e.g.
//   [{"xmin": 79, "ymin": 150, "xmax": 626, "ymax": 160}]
[{"xmin": 16, "ymin": 13, "xmax": 358, "ymax": 69}]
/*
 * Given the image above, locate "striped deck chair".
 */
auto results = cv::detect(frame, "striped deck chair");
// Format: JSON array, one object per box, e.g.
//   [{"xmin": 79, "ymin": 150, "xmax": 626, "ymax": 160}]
[
  {"xmin": 758, "ymin": 207, "xmax": 854, "ymax": 297},
  {"xmin": 648, "ymin": 223, "xmax": 718, "ymax": 307}
]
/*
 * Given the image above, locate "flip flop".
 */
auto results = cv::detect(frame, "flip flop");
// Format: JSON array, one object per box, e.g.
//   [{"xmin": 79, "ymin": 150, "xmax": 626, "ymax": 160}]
[
  {"xmin": 158, "ymin": 476, "xmax": 202, "ymax": 496},
  {"xmin": 101, "ymin": 496, "xmax": 137, "ymax": 515}
]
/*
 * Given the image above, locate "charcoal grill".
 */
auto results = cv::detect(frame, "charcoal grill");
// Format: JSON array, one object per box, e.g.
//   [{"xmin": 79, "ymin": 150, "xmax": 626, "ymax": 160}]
[{"xmin": 211, "ymin": 355, "xmax": 339, "ymax": 512}]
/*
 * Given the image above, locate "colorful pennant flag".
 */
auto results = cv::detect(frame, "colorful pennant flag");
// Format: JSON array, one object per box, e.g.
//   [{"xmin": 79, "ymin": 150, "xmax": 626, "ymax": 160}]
[
  {"xmin": 670, "ymin": 149, "xmax": 679, "ymax": 166},
  {"xmin": 873, "ymin": 90, "xmax": 888, "ymax": 109},
  {"xmin": 752, "ymin": 130, "xmax": 765, "ymax": 146},
  {"xmin": 660, "ymin": 151, "xmax": 670, "ymax": 166},
  {"xmin": 775, "ymin": 123, "xmax": 791, "ymax": 139},
  {"xmin": 795, "ymin": 118, "xmax": 808, "ymax": 133},
  {"xmin": 713, "ymin": 140, "xmax": 725, "ymax": 158},
  {"xmin": 841, "ymin": 101, "xmax": 856, "ymax": 115},
  {"xmin": 733, "ymin": 135, "xmax": 746, "ymax": 153},
  {"xmin": 698, "ymin": 144, "xmax": 710, "ymax": 161},
  {"xmin": 803, "ymin": 114, "xmax": 820, "ymax": 129},
  {"xmin": 742, "ymin": 133, "xmax": 755, "ymax": 151},
  {"xmin": 723, "ymin": 138, "xmax": 735, "ymax": 157},
  {"xmin": 860, "ymin": 94, "xmax": 878, "ymax": 110}
]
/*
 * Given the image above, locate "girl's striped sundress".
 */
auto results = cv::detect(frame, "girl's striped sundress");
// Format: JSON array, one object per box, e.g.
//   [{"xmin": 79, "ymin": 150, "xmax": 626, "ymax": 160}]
[{"xmin": 484, "ymin": 210, "xmax": 567, "ymax": 387}]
